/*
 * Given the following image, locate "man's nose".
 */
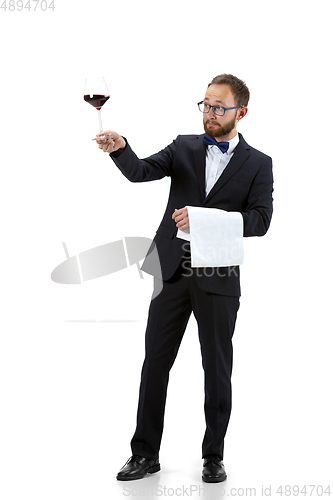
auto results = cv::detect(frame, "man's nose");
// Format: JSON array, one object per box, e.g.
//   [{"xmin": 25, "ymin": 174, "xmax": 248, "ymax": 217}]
[{"xmin": 208, "ymin": 107, "xmax": 217, "ymax": 118}]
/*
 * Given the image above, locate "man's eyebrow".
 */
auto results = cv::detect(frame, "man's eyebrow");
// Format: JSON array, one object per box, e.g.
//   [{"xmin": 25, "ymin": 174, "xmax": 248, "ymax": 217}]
[{"xmin": 204, "ymin": 98, "xmax": 226, "ymax": 106}]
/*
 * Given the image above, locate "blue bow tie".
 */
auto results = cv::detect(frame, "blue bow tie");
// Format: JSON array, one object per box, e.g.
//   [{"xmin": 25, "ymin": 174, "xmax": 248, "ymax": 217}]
[{"xmin": 203, "ymin": 134, "xmax": 229, "ymax": 154}]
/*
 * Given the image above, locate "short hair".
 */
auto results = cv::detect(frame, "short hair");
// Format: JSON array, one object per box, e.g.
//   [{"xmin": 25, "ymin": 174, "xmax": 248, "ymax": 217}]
[{"xmin": 208, "ymin": 74, "xmax": 250, "ymax": 107}]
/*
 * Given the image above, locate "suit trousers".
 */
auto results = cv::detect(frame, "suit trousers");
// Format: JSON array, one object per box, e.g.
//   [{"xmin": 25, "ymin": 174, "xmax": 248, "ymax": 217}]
[{"xmin": 130, "ymin": 259, "xmax": 240, "ymax": 460}]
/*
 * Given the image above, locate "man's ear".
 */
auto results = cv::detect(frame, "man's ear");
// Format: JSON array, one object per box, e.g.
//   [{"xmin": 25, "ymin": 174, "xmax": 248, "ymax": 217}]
[{"xmin": 237, "ymin": 106, "xmax": 248, "ymax": 121}]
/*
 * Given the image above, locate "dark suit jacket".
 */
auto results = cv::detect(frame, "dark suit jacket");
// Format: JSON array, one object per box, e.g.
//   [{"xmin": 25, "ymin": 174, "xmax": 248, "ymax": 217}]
[{"xmin": 110, "ymin": 133, "xmax": 273, "ymax": 296}]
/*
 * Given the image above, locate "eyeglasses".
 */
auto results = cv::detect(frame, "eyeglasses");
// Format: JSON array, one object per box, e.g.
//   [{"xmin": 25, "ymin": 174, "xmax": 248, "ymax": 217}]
[{"xmin": 197, "ymin": 101, "xmax": 242, "ymax": 117}]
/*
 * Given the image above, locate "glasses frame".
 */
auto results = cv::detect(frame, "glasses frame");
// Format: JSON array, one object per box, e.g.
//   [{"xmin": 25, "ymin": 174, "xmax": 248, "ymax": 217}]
[{"xmin": 197, "ymin": 101, "xmax": 242, "ymax": 117}]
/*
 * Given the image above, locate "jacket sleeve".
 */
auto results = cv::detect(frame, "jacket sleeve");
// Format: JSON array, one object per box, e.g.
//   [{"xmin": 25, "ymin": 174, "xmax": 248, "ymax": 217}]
[
  {"xmin": 240, "ymin": 155, "xmax": 274, "ymax": 237},
  {"xmin": 109, "ymin": 137, "xmax": 180, "ymax": 182}
]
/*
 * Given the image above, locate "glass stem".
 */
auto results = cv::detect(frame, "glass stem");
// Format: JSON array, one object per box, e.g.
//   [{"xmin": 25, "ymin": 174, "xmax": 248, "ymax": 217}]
[{"xmin": 97, "ymin": 109, "xmax": 103, "ymax": 132}]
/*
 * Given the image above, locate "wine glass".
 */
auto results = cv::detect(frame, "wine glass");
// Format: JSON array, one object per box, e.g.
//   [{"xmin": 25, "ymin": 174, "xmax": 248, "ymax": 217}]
[{"xmin": 84, "ymin": 76, "xmax": 110, "ymax": 133}]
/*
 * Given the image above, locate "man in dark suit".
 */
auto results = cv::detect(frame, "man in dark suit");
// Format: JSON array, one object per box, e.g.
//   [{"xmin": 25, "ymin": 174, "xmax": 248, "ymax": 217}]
[{"xmin": 96, "ymin": 74, "xmax": 273, "ymax": 482}]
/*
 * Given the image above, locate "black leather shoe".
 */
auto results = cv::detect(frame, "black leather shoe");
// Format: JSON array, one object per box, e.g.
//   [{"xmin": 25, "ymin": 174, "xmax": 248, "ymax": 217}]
[
  {"xmin": 116, "ymin": 455, "xmax": 161, "ymax": 481},
  {"xmin": 202, "ymin": 455, "xmax": 227, "ymax": 483}
]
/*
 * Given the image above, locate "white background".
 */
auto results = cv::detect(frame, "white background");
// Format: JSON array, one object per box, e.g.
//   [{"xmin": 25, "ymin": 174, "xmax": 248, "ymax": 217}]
[{"xmin": 1, "ymin": 0, "xmax": 332, "ymax": 499}]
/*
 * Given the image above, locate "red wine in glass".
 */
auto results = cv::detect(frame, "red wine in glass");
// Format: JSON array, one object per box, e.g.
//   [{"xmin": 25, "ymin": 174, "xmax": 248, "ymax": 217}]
[
  {"xmin": 84, "ymin": 77, "xmax": 110, "ymax": 132},
  {"xmin": 84, "ymin": 94, "xmax": 110, "ymax": 110}
]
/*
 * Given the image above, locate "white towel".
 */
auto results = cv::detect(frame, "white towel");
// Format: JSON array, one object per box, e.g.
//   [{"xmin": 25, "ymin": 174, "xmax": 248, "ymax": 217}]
[{"xmin": 176, "ymin": 206, "xmax": 244, "ymax": 267}]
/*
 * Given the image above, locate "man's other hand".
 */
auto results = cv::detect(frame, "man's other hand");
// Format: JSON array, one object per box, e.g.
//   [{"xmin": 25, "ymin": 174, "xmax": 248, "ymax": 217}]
[{"xmin": 172, "ymin": 207, "xmax": 189, "ymax": 230}]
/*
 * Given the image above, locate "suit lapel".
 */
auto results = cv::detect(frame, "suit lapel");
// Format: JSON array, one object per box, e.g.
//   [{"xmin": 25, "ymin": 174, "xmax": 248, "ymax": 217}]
[
  {"xmin": 203, "ymin": 133, "xmax": 251, "ymax": 205},
  {"xmin": 191, "ymin": 134, "xmax": 206, "ymax": 203}
]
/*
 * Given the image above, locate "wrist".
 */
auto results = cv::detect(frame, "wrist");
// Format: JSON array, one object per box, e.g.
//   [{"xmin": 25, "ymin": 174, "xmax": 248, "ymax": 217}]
[{"xmin": 119, "ymin": 137, "xmax": 126, "ymax": 150}]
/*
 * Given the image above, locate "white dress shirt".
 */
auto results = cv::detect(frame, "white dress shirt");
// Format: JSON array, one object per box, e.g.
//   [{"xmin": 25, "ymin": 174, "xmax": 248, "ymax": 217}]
[{"xmin": 205, "ymin": 133, "xmax": 239, "ymax": 195}]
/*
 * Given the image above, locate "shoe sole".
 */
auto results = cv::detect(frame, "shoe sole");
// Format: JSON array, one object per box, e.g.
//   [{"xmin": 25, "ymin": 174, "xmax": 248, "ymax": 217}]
[
  {"xmin": 202, "ymin": 473, "xmax": 227, "ymax": 483},
  {"xmin": 117, "ymin": 464, "xmax": 161, "ymax": 481}
]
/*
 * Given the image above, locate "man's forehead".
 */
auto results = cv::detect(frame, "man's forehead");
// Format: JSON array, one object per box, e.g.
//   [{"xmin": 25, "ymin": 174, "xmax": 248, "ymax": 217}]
[{"xmin": 204, "ymin": 84, "xmax": 234, "ymax": 103}]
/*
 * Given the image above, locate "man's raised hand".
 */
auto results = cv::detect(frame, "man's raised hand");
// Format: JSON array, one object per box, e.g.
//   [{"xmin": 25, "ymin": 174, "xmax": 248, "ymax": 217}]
[{"xmin": 95, "ymin": 130, "xmax": 126, "ymax": 153}]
